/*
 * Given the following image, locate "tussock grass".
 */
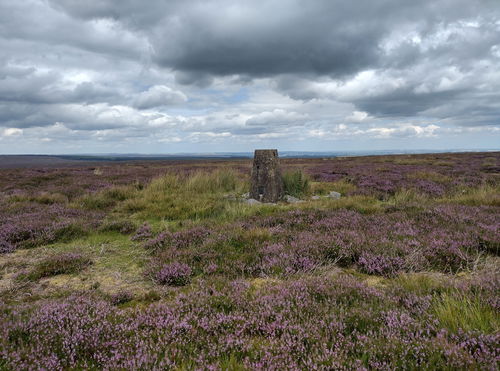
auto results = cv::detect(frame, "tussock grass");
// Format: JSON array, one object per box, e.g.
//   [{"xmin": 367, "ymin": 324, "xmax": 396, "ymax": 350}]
[
  {"xmin": 98, "ymin": 219, "xmax": 136, "ymax": 234},
  {"xmin": 282, "ymin": 170, "xmax": 310, "ymax": 197},
  {"xmin": 432, "ymin": 292, "xmax": 499, "ymax": 333},
  {"xmin": 76, "ymin": 185, "xmax": 140, "ymax": 210},
  {"xmin": 391, "ymin": 188, "xmax": 429, "ymax": 207},
  {"xmin": 121, "ymin": 170, "xmax": 249, "ymax": 222},
  {"xmin": 16, "ymin": 252, "xmax": 92, "ymax": 281},
  {"xmin": 186, "ymin": 169, "xmax": 238, "ymax": 193},
  {"xmin": 311, "ymin": 179, "xmax": 356, "ymax": 195},
  {"xmin": 391, "ymin": 273, "xmax": 446, "ymax": 295},
  {"xmin": 440, "ymin": 184, "xmax": 500, "ymax": 206}
]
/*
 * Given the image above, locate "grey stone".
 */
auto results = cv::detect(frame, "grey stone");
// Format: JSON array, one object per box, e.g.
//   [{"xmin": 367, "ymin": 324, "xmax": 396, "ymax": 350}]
[
  {"xmin": 328, "ymin": 191, "xmax": 341, "ymax": 199},
  {"xmin": 284, "ymin": 194, "xmax": 303, "ymax": 203},
  {"xmin": 245, "ymin": 198, "xmax": 261, "ymax": 205},
  {"xmin": 250, "ymin": 149, "xmax": 284, "ymax": 203},
  {"xmin": 311, "ymin": 195, "xmax": 321, "ymax": 200}
]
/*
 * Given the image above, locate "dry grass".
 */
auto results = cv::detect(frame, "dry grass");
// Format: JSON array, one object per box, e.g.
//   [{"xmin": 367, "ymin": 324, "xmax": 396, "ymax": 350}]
[{"xmin": 440, "ymin": 185, "xmax": 500, "ymax": 206}]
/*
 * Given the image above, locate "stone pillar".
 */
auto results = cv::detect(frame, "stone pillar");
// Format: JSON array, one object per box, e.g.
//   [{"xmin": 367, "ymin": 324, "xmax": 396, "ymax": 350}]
[{"xmin": 250, "ymin": 149, "xmax": 284, "ymax": 202}]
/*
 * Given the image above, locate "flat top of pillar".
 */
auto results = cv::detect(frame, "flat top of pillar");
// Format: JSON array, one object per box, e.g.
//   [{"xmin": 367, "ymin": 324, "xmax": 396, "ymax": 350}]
[{"xmin": 254, "ymin": 149, "xmax": 278, "ymax": 156}]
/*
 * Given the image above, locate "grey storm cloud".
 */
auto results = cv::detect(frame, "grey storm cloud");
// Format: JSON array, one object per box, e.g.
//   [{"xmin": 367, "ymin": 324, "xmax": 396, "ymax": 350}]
[
  {"xmin": 0, "ymin": 0, "xmax": 499, "ymax": 151},
  {"xmin": 48, "ymin": 0, "xmax": 499, "ymax": 78}
]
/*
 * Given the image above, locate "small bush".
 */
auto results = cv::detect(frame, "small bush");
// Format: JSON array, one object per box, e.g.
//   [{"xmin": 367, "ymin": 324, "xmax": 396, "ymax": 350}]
[
  {"xmin": 131, "ymin": 222, "xmax": 153, "ymax": 241},
  {"xmin": 153, "ymin": 262, "xmax": 192, "ymax": 286},
  {"xmin": 282, "ymin": 170, "xmax": 310, "ymax": 198},
  {"xmin": 0, "ymin": 239, "xmax": 15, "ymax": 254},
  {"xmin": 110, "ymin": 290, "xmax": 133, "ymax": 305},
  {"xmin": 357, "ymin": 252, "xmax": 405, "ymax": 277}
]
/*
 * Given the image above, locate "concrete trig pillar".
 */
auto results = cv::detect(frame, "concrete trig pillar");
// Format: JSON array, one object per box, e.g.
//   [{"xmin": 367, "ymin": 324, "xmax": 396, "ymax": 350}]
[{"xmin": 250, "ymin": 149, "xmax": 284, "ymax": 202}]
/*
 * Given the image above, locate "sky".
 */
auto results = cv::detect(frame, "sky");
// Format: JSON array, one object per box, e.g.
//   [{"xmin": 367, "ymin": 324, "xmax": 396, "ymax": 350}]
[{"xmin": 0, "ymin": 0, "xmax": 499, "ymax": 154}]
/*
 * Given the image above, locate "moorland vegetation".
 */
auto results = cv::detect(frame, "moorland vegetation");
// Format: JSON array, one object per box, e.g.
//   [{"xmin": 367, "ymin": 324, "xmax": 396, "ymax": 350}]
[{"xmin": 0, "ymin": 152, "xmax": 498, "ymax": 369}]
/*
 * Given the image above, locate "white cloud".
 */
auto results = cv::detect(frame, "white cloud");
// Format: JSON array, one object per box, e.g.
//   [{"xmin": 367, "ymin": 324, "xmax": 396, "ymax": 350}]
[
  {"xmin": 132, "ymin": 85, "xmax": 187, "ymax": 109},
  {"xmin": 246, "ymin": 109, "xmax": 308, "ymax": 126},
  {"xmin": 345, "ymin": 111, "xmax": 369, "ymax": 123},
  {"xmin": 2, "ymin": 128, "xmax": 23, "ymax": 136},
  {"xmin": 366, "ymin": 124, "xmax": 439, "ymax": 139}
]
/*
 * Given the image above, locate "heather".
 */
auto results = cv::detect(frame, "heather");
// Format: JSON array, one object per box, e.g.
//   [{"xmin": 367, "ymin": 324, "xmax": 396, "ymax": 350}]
[
  {"xmin": 0, "ymin": 152, "xmax": 498, "ymax": 370},
  {"xmin": 0, "ymin": 276, "xmax": 498, "ymax": 370}
]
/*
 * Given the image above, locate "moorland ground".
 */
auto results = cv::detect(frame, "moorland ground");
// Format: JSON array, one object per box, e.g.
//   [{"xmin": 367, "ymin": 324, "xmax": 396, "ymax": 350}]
[{"xmin": 0, "ymin": 152, "xmax": 499, "ymax": 369}]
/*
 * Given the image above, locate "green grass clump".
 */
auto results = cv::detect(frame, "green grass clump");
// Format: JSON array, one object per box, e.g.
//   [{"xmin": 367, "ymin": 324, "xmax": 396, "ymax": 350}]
[
  {"xmin": 391, "ymin": 273, "xmax": 446, "ymax": 295},
  {"xmin": 98, "ymin": 219, "xmax": 136, "ymax": 234},
  {"xmin": 186, "ymin": 169, "xmax": 238, "ymax": 193},
  {"xmin": 16, "ymin": 252, "xmax": 92, "ymax": 281},
  {"xmin": 310, "ymin": 179, "xmax": 356, "ymax": 195},
  {"xmin": 440, "ymin": 185, "xmax": 500, "ymax": 206},
  {"xmin": 282, "ymin": 170, "xmax": 310, "ymax": 198},
  {"xmin": 390, "ymin": 189, "xmax": 429, "ymax": 207},
  {"xmin": 120, "ymin": 170, "xmax": 250, "ymax": 222},
  {"xmin": 432, "ymin": 292, "xmax": 499, "ymax": 333},
  {"xmin": 76, "ymin": 185, "xmax": 139, "ymax": 210}
]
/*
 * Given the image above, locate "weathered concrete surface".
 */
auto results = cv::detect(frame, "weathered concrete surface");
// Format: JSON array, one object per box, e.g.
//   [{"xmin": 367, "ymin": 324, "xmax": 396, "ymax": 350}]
[{"xmin": 250, "ymin": 149, "xmax": 284, "ymax": 202}]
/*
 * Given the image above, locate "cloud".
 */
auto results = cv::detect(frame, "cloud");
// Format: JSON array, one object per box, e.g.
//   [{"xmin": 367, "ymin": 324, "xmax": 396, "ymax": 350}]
[
  {"xmin": 132, "ymin": 85, "xmax": 187, "ymax": 109},
  {"xmin": 366, "ymin": 124, "xmax": 439, "ymax": 139},
  {"xmin": 246, "ymin": 109, "xmax": 308, "ymax": 126},
  {"xmin": 345, "ymin": 111, "xmax": 369, "ymax": 123},
  {"xmin": 2, "ymin": 128, "xmax": 23, "ymax": 137}
]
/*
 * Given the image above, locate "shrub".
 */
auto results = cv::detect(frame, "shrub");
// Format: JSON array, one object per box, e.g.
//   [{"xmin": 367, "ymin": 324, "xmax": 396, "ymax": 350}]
[
  {"xmin": 0, "ymin": 239, "xmax": 15, "ymax": 254},
  {"xmin": 131, "ymin": 222, "xmax": 153, "ymax": 241},
  {"xmin": 358, "ymin": 252, "xmax": 405, "ymax": 277},
  {"xmin": 282, "ymin": 170, "xmax": 310, "ymax": 198},
  {"xmin": 110, "ymin": 290, "xmax": 133, "ymax": 305},
  {"xmin": 153, "ymin": 262, "xmax": 192, "ymax": 286}
]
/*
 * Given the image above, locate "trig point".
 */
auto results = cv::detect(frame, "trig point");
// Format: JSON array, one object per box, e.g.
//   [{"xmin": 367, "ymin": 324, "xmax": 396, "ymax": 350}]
[{"xmin": 250, "ymin": 149, "xmax": 284, "ymax": 203}]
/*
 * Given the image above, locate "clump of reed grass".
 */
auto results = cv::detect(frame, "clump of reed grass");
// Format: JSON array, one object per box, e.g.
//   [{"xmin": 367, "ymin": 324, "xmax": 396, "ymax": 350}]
[
  {"xmin": 432, "ymin": 292, "xmax": 499, "ymax": 333},
  {"xmin": 282, "ymin": 170, "xmax": 310, "ymax": 198}
]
